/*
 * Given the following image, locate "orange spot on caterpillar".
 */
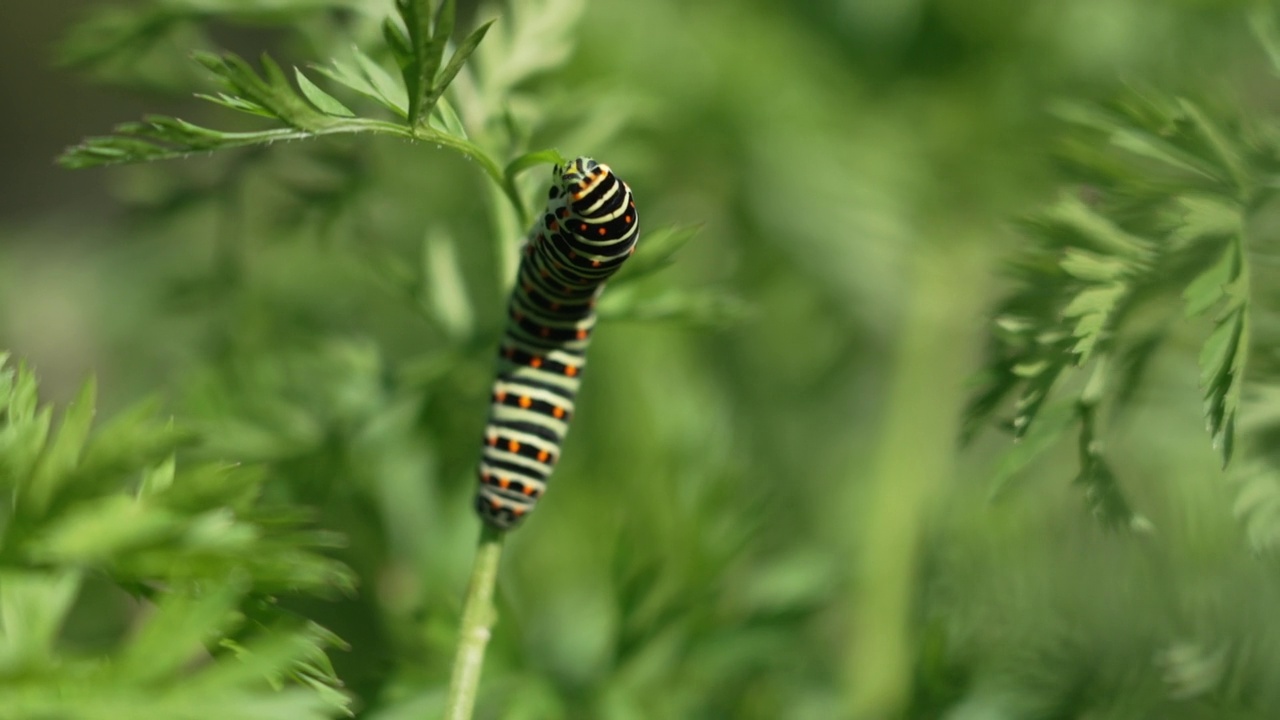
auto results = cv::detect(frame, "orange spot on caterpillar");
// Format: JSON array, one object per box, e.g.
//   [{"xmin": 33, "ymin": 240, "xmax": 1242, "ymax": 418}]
[
  {"xmin": 537, "ymin": 450, "xmax": 549, "ymax": 462},
  {"xmin": 508, "ymin": 440, "xmax": 520, "ymax": 452},
  {"xmin": 625, "ymin": 215, "xmax": 632, "ymax": 223},
  {"xmin": 489, "ymin": 499, "xmax": 500, "ymax": 509},
  {"xmin": 558, "ymin": 208, "xmax": 569, "ymax": 218},
  {"xmin": 495, "ymin": 390, "xmax": 507, "ymax": 402},
  {"xmin": 576, "ymin": 329, "xmax": 588, "ymax": 340},
  {"xmin": 482, "ymin": 471, "xmax": 491, "ymax": 482},
  {"xmin": 519, "ymin": 396, "xmax": 532, "ymax": 408},
  {"xmin": 591, "ymin": 260, "xmax": 601, "ymax": 268},
  {"xmin": 598, "ymin": 227, "xmax": 607, "ymax": 236},
  {"xmin": 568, "ymin": 250, "xmax": 577, "ymax": 259},
  {"xmin": 553, "ymin": 407, "xmax": 565, "ymax": 419},
  {"xmin": 488, "ymin": 435, "xmax": 498, "ymax": 446},
  {"xmin": 530, "ymin": 357, "xmax": 543, "ymax": 368},
  {"xmin": 550, "ymin": 221, "xmax": 558, "ymax": 231},
  {"xmin": 498, "ymin": 477, "xmax": 510, "ymax": 489},
  {"xmin": 523, "ymin": 485, "xmax": 536, "ymax": 496},
  {"xmin": 513, "ymin": 506, "xmax": 525, "ymax": 516},
  {"xmin": 579, "ymin": 223, "xmax": 588, "ymax": 232},
  {"xmin": 565, "ymin": 365, "xmax": 578, "ymax": 377}
]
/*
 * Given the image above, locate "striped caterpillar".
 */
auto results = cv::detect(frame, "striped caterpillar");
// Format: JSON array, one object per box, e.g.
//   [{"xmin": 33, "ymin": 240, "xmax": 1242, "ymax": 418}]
[{"xmin": 474, "ymin": 157, "xmax": 639, "ymax": 530}]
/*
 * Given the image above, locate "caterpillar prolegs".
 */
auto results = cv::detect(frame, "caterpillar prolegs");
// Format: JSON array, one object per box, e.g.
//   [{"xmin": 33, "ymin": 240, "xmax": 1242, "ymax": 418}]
[{"xmin": 474, "ymin": 157, "xmax": 639, "ymax": 530}]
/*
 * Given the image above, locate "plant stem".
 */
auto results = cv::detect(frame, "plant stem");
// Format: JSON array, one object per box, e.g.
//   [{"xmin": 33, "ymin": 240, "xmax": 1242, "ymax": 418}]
[{"xmin": 443, "ymin": 524, "xmax": 505, "ymax": 720}]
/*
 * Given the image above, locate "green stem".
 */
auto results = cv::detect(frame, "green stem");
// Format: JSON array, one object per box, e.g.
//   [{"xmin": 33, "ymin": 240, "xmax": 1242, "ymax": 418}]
[{"xmin": 443, "ymin": 524, "xmax": 505, "ymax": 720}]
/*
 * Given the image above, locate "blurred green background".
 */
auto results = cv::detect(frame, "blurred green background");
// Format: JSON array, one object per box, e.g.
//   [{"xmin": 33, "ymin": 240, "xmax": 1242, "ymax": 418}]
[{"xmin": 2, "ymin": 0, "xmax": 1278, "ymax": 718}]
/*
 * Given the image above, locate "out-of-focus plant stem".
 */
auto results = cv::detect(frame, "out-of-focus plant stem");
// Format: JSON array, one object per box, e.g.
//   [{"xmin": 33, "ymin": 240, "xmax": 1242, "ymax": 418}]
[{"xmin": 844, "ymin": 238, "xmax": 990, "ymax": 719}]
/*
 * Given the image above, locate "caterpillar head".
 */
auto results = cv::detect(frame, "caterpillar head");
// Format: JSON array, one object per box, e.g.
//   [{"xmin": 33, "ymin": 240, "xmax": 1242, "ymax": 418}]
[{"xmin": 548, "ymin": 157, "xmax": 613, "ymax": 209}]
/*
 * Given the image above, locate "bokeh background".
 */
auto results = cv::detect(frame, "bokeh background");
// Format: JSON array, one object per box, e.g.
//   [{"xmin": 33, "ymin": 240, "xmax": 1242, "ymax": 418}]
[{"xmin": 2, "ymin": 0, "xmax": 1278, "ymax": 718}]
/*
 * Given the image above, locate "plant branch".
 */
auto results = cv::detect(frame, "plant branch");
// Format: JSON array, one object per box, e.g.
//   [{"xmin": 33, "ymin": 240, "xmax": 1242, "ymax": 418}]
[{"xmin": 443, "ymin": 523, "xmax": 504, "ymax": 720}]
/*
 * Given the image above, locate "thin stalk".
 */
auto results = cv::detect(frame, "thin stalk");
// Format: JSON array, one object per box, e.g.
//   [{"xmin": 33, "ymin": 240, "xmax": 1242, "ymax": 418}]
[{"xmin": 443, "ymin": 524, "xmax": 505, "ymax": 720}]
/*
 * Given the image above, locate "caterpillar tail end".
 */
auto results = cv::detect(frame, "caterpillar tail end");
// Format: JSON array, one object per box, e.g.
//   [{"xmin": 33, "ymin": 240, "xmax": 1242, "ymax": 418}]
[{"xmin": 474, "ymin": 492, "xmax": 529, "ymax": 531}]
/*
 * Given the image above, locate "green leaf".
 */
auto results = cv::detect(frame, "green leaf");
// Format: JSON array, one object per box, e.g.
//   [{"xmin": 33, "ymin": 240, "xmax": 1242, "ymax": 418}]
[
  {"xmin": 26, "ymin": 495, "xmax": 180, "ymax": 564},
  {"xmin": 421, "ymin": 229, "xmax": 474, "ymax": 338},
  {"xmin": 0, "ymin": 570, "xmax": 82, "ymax": 672},
  {"xmin": 24, "ymin": 376, "xmax": 97, "ymax": 516},
  {"xmin": 610, "ymin": 224, "xmax": 700, "ymax": 286},
  {"xmin": 1183, "ymin": 245, "xmax": 1234, "ymax": 318},
  {"xmin": 1040, "ymin": 195, "xmax": 1154, "ymax": 261},
  {"xmin": 294, "ymin": 68, "xmax": 355, "ymax": 117},
  {"xmin": 114, "ymin": 580, "xmax": 246, "ymax": 683},
  {"xmin": 194, "ymin": 51, "xmax": 335, "ymax": 132},
  {"xmin": 595, "ymin": 288, "xmax": 749, "ymax": 326},
  {"xmin": 310, "ymin": 58, "xmax": 395, "ymax": 115},
  {"xmin": 429, "ymin": 18, "xmax": 495, "ymax": 113},
  {"xmin": 1062, "ymin": 283, "xmax": 1125, "ymax": 364},
  {"xmin": 428, "ymin": 96, "xmax": 468, "ymax": 138},
  {"xmin": 1170, "ymin": 194, "xmax": 1240, "ymax": 248},
  {"xmin": 505, "ymin": 148, "xmax": 566, "ymax": 181},
  {"xmin": 1179, "ymin": 97, "xmax": 1249, "ymax": 191},
  {"xmin": 989, "ymin": 400, "xmax": 1076, "ymax": 499},
  {"xmin": 1059, "ymin": 249, "xmax": 1128, "ymax": 282},
  {"xmin": 1250, "ymin": 3, "xmax": 1280, "ymax": 77},
  {"xmin": 351, "ymin": 47, "xmax": 409, "ymax": 118},
  {"xmin": 1199, "ymin": 308, "xmax": 1247, "ymax": 464}
]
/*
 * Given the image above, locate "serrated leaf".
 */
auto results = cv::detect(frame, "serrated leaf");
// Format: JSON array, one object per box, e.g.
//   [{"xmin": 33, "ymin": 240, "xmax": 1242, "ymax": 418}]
[
  {"xmin": 989, "ymin": 400, "xmax": 1077, "ymax": 498},
  {"xmin": 24, "ymin": 377, "xmax": 97, "ymax": 516},
  {"xmin": 382, "ymin": 16, "xmax": 413, "ymax": 73},
  {"xmin": 1179, "ymin": 97, "xmax": 1248, "ymax": 191},
  {"xmin": 138, "ymin": 455, "xmax": 177, "ymax": 497},
  {"xmin": 1062, "ymin": 283, "xmax": 1125, "ymax": 364},
  {"xmin": 196, "ymin": 92, "xmax": 274, "ymax": 117},
  {"xmin": 1171, "ymin": 194, "xmax": 1240, "ymax": 248},
  {"xmin": 1110, "ymin": 128, "xmax": 1224, "ymax": 183},
  {"xmin": 309, "ymin": 59, "xmax": 385, "ymax": 111},
  {"xmin": 1012, "ymin": 357, "xmax": 1068, "ymax": 439},
  {"xmin": 0, "ymin": 570, "xmax": 82, "ymax": 671},
  {"xmin": 421, "ymin": 229, "xmax": 474, "ymax": 338},
  {"xmin": 115, "ymin": 580, "xmax": 246, "ymax": 683},
  {"xmin": 1199, "ymin": 309, "xmax": 1240, "ymax": 389},
  {"xmin": 1250, "ymin": 4, "xmax": 1280, "ymax": 77},
  {"xmin": 428, "ymin": 96, "xmax": 468, "ymax": 137},
  {"xmin": 595, "ymin": 288, "xmax": 749, "ymax": 326},
  {"xmin": 505, "ymin": 148, "xmax": 565, "ymax": 180},
  {"xmin": 352, "ymin": 47, "xmax": 408, "ymax": 118},
  {"xmin": 1183, "ymin": 245, "xmax": 1234, "ymax": 318},
  {"xmin": 610, "ymin": 224, "xmax": 699, "ymax": 286},
  {"xmin": 1059, "ymin": 249, "xmax": 1128, "ymax": 282},
  {"xmin": 26, "ymin": 495, "xmax": 180, "ymax": 564},
  {"xmin": 393, "ymin": 0, "xmax": 449, "ymax": 124},
  {"xmin": 430, "ymin": 18, "xmax": 495, "ymax": 112},
  {"xmin": 294, "ymin": 68, "xmax": 355, "ymax": 117},
  {"xmin": 1042, "ymin": 195, "xmax": 1154, "ymax": 261}
]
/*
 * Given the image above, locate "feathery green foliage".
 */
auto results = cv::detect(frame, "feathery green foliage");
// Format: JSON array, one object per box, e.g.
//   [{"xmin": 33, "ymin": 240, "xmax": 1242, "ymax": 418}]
[
  {"xmin": 966, "ymin": 73, "xmax": 1280, "ymax": 527},
  {"xmin": 0, "ymin": 355, "xmax": 353, "ymax": 719}
]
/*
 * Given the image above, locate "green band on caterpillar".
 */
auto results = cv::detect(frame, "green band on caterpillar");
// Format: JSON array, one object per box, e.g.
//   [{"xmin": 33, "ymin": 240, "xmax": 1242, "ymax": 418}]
[{"xmin": 474, "ymin": 157, "xmax": 639, "ymax": 530}]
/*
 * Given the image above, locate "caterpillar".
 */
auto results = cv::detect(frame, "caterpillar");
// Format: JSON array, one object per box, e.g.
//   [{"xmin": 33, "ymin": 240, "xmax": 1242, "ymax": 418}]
[{"xmin": 474, "ymin": 157, "xmax": 640, "ymax": 530}]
